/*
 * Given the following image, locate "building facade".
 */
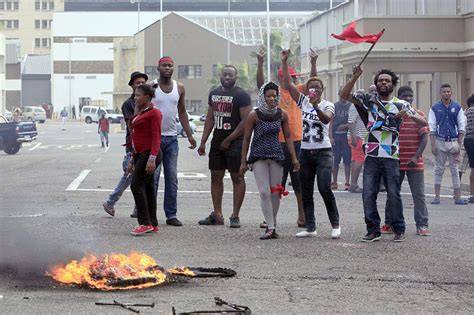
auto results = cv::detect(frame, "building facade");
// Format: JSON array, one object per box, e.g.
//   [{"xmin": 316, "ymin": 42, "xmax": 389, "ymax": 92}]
[
  {"xmin": 299, "ymin": 0, "xmax": 474, "ymax": 114},
  {"xmin": 113, "ymin": 12, "xmax": 259, "ymax": 114},
  {"xmin": 0, "ymin": 34, "xmax": 5, "ymax": 114},
  {"xmin": 0, "ymin": 0, "xmax": 64, "ymax": 57},
  {"xmin": 52, "ymin": 11, "xmax": 310, "ymax": 115},
  {"xmin": 64, "ymin": 0, "xmax": 341, "ymax": 12}
]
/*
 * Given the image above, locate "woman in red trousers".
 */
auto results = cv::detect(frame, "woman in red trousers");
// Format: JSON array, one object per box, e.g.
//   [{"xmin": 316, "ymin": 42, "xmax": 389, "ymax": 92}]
[{"xmin": 127, "ymin": 84, "xmax": 162, "ymax": 235}]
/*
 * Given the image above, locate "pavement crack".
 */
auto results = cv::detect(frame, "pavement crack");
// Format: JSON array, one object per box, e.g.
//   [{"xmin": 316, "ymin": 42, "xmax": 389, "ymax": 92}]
[{"xmin": 284, "ymin": 287, "xmax": 295, "ymax": 303}]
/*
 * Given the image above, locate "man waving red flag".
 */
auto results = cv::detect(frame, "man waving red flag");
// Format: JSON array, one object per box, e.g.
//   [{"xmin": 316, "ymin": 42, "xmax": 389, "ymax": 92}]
[{"xmin": 331, "ymin": 21, "xmax": 384, "ymax": 44}]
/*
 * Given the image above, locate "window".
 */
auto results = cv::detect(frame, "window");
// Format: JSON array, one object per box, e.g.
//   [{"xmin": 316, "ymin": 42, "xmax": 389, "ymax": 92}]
[
  {"xmin": 13, "ymin": 19, "xmax": 18, "ymax": 29},
  {"xmin": 35, "ymin": 38, "xmax": 41, "ymax": 47},
  {"xmin": 178, "ymin": 65, "xmax": 202, "ymax": 79},
  {"xmin": 35, "ymin": 20, "xmax": 40, "ymax": 29},
  {"xmin": 0, "ymin": 2, "xmax": 4, "ymax": 10},
  {"xmin": 6, "ymin": 1, "xmax": 11, "ymax": 10},
  {"xmin": 5, "ymin": 20, "xmax": 11, "ymax": 28},
  {"xmin": 35, "ymin": 1, "xmax": 40, "ymax": 10},
  {"xmin": 49, "ymin": 1, "xmax": 54, "ymax": 10},
  {"xmin": 42, "ymin": 20, "xmax": 48, "ymax": 29},
  {"xmin": 41, "ymin": 38, "xmax": 50, "ymax": 47},
  {"xmin": 13, "ymin": 1, "xmax": 18, "ymax": 10},
  {"xmin": 42, "ymin": 1, "xmax": 47, "ymax": 10}
]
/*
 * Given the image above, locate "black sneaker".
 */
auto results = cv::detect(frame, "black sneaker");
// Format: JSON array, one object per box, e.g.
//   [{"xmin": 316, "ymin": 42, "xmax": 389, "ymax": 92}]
[
  {"xmin": 166, "ymin": 218, "xmax": 183, "ymax": 226},
  {"xmin": 393, "ymin": 232, "xmax": 406, "ymax": 242},
  {"xmin": 361, "ymin": 232, "xmax": 381, "ymax": 243},
  {"xmin": 198, "ymin": 212, "xmax": 224, "ymax": 225}
]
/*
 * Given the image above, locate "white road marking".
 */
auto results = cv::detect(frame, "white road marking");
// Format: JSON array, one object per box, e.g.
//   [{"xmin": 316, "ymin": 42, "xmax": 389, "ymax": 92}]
[
  {"xmin": 71, "ymin": 188, "xmax": 259, "ymax": 194},
  {"xmin": 66, "ymin": 169, "xmax": 91, "ymax": 191},
  {"xmin": 64, "ymin": 188, "xmax": 463, "ymax": 199},
  {"xmin": 28, "ymin": 142, "xmax": 42, "ymax": 151},
  {"xmin": 94, "ymin": 157, "xmax": 102, "ymax": 163},
  {"xmin": 0, "ymin": 213, "xmax": 44, "ymax": 218}
]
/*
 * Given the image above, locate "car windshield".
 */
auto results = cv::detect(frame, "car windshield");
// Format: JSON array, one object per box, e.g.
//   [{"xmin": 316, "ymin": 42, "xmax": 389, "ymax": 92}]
[{"xmin": 106, "ymin": 110, "xmax": 115, "ymax": 114}]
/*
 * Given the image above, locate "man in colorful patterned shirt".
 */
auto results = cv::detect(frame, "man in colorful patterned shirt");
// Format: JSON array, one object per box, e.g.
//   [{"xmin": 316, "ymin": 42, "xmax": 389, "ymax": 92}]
[
  {"xmin": 341, "ymin": 66, "xmax": 408, "ymax": 243},
  {"xmin": 382, "ymin": 86, "xmax": 430, "ymax": 236}
]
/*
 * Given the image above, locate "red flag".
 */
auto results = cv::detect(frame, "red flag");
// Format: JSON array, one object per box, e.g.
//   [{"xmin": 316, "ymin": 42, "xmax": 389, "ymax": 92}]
[{"xmin": 331, "ymin": 21, "xmax": 384, "ymax": 44}]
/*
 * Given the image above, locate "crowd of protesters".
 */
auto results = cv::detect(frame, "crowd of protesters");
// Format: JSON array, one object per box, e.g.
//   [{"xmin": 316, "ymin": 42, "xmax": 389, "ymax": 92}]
[{"xmin": 101, "ymin": 49, "xmax": 473, "ymax": 242}]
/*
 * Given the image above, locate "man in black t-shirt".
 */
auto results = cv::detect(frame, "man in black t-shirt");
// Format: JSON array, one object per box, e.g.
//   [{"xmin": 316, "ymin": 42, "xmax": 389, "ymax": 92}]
[{"xmin": 198, "ymin": 65, "xmax": 252, "ymax": 228}]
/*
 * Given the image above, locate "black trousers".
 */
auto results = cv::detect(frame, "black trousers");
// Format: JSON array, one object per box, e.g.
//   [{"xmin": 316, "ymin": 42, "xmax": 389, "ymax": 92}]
[{"xmin": 131, "ymin": 151, "xmax": 159, "ymax": 227}]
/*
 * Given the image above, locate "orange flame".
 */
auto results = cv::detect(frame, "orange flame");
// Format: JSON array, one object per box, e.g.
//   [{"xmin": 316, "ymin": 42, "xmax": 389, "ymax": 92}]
[{"xmin": 46, "ymin": 251, "xmax": 195, "ymax": 291}]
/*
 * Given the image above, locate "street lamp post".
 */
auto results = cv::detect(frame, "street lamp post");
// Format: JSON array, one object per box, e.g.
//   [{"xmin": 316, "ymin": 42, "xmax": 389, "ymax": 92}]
[
  {"xmin": 68, "ymin": 39, "xmax": 72, "ymax": 114},
  {"xmin": 160, "ymin": 0, "xmax": 163, "ymax": 58},
  {"xmin": 130, "ymin": 0, "xmax": 140, "ymax": 32},
  {"xmin": 266, "ymin": 0, "xmax": 270, "ymax": 81},
  {"xmin": 227, "ymin": 0, "xmax": 230, "ymax": 63}
]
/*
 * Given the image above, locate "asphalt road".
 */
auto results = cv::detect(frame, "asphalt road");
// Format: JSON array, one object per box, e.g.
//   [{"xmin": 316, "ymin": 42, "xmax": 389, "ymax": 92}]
[{"xmin": 0, "ymin": 120, "xmax": 473, "ymax": 314}]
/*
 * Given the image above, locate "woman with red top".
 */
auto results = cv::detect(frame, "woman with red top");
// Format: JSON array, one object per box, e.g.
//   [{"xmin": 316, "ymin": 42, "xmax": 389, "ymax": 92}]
[
  {"xmin": 98, "ymin": 113, "xmax": 110, "ymax": 148},
  {"xmin": 127, "ymin": 84, "xmax": 163, "ymax": 236}
]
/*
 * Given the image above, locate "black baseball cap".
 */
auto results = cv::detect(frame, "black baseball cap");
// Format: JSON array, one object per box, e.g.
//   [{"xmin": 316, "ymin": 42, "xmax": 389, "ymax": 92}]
[{"xmin": 128, "ymin": 71, "xmax": 148, "ymax": 86}]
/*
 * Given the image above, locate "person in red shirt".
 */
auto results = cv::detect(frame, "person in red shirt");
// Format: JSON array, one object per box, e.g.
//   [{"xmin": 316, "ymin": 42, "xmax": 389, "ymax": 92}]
[
  {"xmin": 382, "ymin": 86, "xmax": 430, "ymax": 236},
  {"xmin": 98, "ymin": 113, "xmax": 110, "ymax": 148},
  {"xmin": 127, "ymin": 84, "xmax": 163, "ymax": 236}
]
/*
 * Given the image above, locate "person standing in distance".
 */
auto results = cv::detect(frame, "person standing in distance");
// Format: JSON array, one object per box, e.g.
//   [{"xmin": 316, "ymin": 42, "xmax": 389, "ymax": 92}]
[
  {"xmin": 198, "ymin": 65, "xmax": 252, "ymax": 227},
  {"xmin": 151, "ymin": 56, "xmax": 196, "ymax": 227},
  {"xmin": 428, "ymin": 84, "xmax": 467, "ymax": 205}
]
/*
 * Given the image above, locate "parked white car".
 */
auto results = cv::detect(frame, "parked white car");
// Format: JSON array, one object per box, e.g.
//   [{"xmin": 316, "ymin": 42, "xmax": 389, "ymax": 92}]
[
  {"xmin": 22, "ymin": 106, "xmax": 46, "ymax": 123},
  {"xmin": 186, "ymin": 111, "xmax": 201, "ymax": 122},
  {"xmin": 105, "ymin": 109, "xmax": 124, "ymax": 124},
  {"xmin": 81, "ymin": 106, "xmax": 111, "ymax": 124}
]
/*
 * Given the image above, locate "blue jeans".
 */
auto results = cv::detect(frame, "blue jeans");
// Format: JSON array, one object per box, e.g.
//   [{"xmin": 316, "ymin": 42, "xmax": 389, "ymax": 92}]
[
  {"xmin": 363, "ymin": 156, "xmax": 405, "ymax": 234},
  {"xmin": 385, "ymin": 170, "xmax": 428, "ymax": 228},
  {"xmin": 299, "ymin": 148, "xmax": 340, "ymax": 232},
  {"xmin": 106, "ymin": 152, "xmax": 132, "ymax": 207},
  {"xmin": 154, "ymin": 136, "xmax": 179, "ymax": 219}
]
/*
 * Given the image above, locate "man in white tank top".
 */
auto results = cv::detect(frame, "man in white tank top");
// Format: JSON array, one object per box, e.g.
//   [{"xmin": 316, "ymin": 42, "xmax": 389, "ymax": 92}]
[{"xmin": 151, "ymin": 56, "xmax": 197, "ymax": 227}]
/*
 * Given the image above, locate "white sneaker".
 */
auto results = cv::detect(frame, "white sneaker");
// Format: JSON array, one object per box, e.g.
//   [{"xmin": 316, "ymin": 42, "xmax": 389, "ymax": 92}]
[
  {"xmin": 296, "ymin": 230, "xmax": 317, "ymax": 238},
  {"xmin": 331, "ymin": 227, "xmax": 341, "ymax": 239}
]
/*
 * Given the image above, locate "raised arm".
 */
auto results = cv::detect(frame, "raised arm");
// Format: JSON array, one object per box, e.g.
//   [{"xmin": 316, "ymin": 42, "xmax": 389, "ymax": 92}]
[
  {"xmin": 309, "ymin": 48, "xmax": 318, "ymax": 77},
  {"xmin": 256, "ymin": 48, "xmax": 265, "ymax": 90},
  {"xmin": 280, "ymin": 50, "xmax": 301, "ymax": 103},
  {"xmin": 340, "ymin": 65, "xmax": 363, "ymax": 106}
]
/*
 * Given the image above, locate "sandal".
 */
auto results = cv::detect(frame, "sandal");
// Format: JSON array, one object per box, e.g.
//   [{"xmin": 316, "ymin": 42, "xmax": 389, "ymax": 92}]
[
  {"xmin": 259, "ymin": 221, "xmax": 268, "ymax": 229},
  {"xmin": 344, "ymin": 183, "xmax": 350, "ymax": 191},
  {"xmin": 331, "ymin": 182, "xmax": 338, "ymax": 190}
]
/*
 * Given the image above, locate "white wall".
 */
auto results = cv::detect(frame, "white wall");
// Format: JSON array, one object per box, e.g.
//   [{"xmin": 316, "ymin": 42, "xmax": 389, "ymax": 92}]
[
  {"xmin": 52, "ymin": 74, "xmax": 114, "ymax": 111},
  {"xmin": 0, "ymin": 35, "xmax": 5, "ymax": 114},
  {"xmin": 53, "ymin": 42, "xmax": 114, "ymax": 61}
]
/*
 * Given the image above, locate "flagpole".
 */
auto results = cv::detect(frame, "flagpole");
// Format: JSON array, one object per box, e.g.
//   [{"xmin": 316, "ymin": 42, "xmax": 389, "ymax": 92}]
[{"xmin": 357, "ymin": 28, "xmax": 385, "ymax": 67}]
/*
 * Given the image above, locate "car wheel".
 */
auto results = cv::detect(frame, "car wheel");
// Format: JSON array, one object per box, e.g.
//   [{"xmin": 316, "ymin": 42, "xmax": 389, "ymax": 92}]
[
  {"xmin": 40, "ymin": 120, "xmax": 45, "ymax": 124},
  {"xmin": 85, "ymin": 117, "xmax": 92, "ymax": 124},
  {"xmin": 28, "ymin": 117, "xmax": 33, "ymax": 121},
  {"xmin": 180, "ymin": 129, "xmax": 186, "ymax": 137},
  {"xmin": 4, "ymin": 143, "xmax": 21, "ymax": 155}
]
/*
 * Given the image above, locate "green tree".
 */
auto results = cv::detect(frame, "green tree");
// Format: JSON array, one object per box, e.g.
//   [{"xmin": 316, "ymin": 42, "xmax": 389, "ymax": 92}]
[
  {"xmin": 249, "ymin": 29, "xmax": 301, "ymax": 81},
  {"xmin": 208, "ymin": 62, "xmax": 258, "ymax": 94}
]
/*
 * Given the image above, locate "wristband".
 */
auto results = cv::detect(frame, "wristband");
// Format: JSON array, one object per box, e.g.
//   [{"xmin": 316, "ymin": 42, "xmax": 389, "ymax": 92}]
[{"xmin": 148, "ymin": 155, "xmax": 157, "ymax": 162}]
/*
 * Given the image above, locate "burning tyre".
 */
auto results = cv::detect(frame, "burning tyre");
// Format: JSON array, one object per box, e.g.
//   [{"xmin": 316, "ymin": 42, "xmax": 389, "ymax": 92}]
[{"xmin": 46, "ymin": 251, "xmax": 236, "ymax": 291}]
